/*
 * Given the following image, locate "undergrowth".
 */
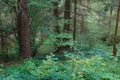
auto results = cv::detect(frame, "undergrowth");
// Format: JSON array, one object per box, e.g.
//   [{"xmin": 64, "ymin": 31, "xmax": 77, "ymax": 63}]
[{"xmin": 0, "ymin": 53, "xmax": 120, "ymax": 80}]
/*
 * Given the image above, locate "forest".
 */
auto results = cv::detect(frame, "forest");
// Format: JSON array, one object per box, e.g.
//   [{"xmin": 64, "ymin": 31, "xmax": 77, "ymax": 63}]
[{"xmin": 0, "ymin": 0, "xmax": 120, "ymax": 80}]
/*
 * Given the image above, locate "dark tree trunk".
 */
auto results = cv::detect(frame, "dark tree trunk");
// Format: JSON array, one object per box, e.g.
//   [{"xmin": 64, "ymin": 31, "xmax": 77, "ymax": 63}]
[
  {"xmin": 73, "ymin": 0, "xmax": 77, "ymax": 42},
  {"xmin": 0, "ymin": 21, "xmax": 8, "ymax": 61},
  {"xmin": 52, "ymin": 1, "xmax": 61, "ymax": 53},
  {"xmin": 1, "ymin": 31, "xmax": 7, "ymax": 61},
  {"xmin": 113, "ymin": 0, "xmax": 120, "ymax": 56},
  {"xmin": 53, "ymin": 1, "xmax": 60, "ymax": 33},
  {"xmin": 54, "ymin": 0, "xmax": 71, "ymax": 53},
  {"xmin": 64, "ymin": 0, "xmax": 71, "ymax": 31},
  {"xmin": 63, "ymin": 0, "xmax": 71, "ymax": 50},
  {"xmin": 17, "ymin": 0, "xmax": 31, "ymax": 59},
  {"xmin": 1, "ymin": 31, "xmax": 6, "ymax": 54}
]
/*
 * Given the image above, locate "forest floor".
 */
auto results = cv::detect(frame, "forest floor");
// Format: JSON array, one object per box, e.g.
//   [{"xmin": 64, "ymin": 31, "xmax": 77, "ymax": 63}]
[
  {"xmin": 0, "ymin": 52, "xmax": 120, "ymax": 80},
  {"xmin": 0, "ymin": 44, "xmax": 120, "ymax": 80}
]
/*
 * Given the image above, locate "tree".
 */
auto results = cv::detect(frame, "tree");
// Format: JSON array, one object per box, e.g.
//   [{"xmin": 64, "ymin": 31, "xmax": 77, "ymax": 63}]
[
  {"xmin": 113, "ymin": 0, "xmax": 120, "ymax": 56},
  {"xmin": 64, "ymin": 0, "xmax": 71, "ymax": 31},
  {"xmin": 73, "ymin": 0, "xmax": 77, "ymax": 42},
  {"xmin": 0, "ymin": 17, "xmax": 6, "ymax": 57},
  {"xmin": 108, "ymin": 0, "xmax": 114, "ymax": 34},
  {"xmin": 63, "ymin": 0, "xmax": 71, "ymax": 50},
  {"xmin": 52, "ymin": 1, "xmax": 61, "ymax": 53},
  {"xmin": 80, "ymin": 0, "xmax": 86, "ymax": 34},
  {"xmin": 106, "ymin": 0, "xmax": 114, "ymax": 45},
  {"xmin": 17, "ymin": 0, "xmax": 31, "ymax": 59},
  {"xmin": 52, "ymin": 1, "xmax": 60, "ymax": 33},
  {"xmin": 1, "ymin": 29, "xmax": 7, "ymax": 61}
]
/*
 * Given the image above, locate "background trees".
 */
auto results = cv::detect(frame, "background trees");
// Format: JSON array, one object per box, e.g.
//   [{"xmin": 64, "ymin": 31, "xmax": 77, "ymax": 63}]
[{"xmin": 0, "ymin": 0, "xmax": 120, "ymax": 61}]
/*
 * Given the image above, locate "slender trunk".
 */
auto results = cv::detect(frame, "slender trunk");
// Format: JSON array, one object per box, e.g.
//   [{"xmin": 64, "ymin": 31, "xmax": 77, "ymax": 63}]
[
  {"xmin": 1, "ymin": 31, "xmax": 6, "ymax": 55},
  {"xmin": 17, "ymin": 0, "xmax": 31, "ymax": 59},
  {"xmin": 1, "ymin": 31, "xmax": 7, "ymax": 61},
  {"xmin": 80, "ymin": 0, "xmax": 85, "ymax": 34},
  {"xmin": 80, "ymin": 12, "xmax": 85, "ymax": 34},
  {"xmin": 107, "ymin": 0, "xmax": 114, "ymax": 43},
  {"xmin": 113, "ymin": 0, "xmax": 120, "ymax": 56},
  {"xmin": 73, "ymin": 0, "xmax": 77, "ymax": 42},
  {"xmin": 109, "ymin": 2, "xmax": 113, "ymax": 30},
  {"xmin": 0, "ymin": 18, "xmax": 7, "ymax": 61}
]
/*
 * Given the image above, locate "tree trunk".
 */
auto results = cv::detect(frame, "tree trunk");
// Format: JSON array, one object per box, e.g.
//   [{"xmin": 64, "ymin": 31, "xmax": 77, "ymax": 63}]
[
  {"xmin": 53, "ymin": 1, "xmax": 60, "ymax": 33},
  {"xmin": 1, "ymin": 31, "xmax": 7, "ymax": 61},
  {"xmin": 54, "ymin": 0, "xmax": 71, "ymax": 53},
  {"xmin": 1, "ymin": 31, "xmax": 6, "ymax": 55},
  {"xmin": 0, "ymin": 18, "xmax": 8, "ymax": 61},
  {"xmin": 109, "ymin": 1, "xmax": 113, "ymax": 31},
  {"xmin": 73, "ymin": 0, "xmax": 77, "ymax": 42},
  {"xmin": 64, "ymin": 0, "xmax": 71, "ymax": 31},
  {"xmin": 63, "ymin": 0, "xmax": 71, "ymax": 50},
  {"xmin": 17, "ymin": 0, "xmax": 31, "ymax": 59},
  {"xmin": 113, "ymin": 0, "xmax": 120, "ymax": 56},
  {"xmin": 107, "ymin": 0, "xmax": 114, "ymax": 44},
  {"xmin": 52, "ymin": 1, "xmax": 61, "ymax": 53},
  {"xmin": 80, "ymin": 0, "xmax": 85, "ymax": 34}
]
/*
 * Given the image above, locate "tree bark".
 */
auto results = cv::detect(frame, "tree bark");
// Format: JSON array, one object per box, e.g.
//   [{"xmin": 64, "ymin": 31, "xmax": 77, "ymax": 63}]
[
  {"xmin": 17, "ymin": 0, "xmax": 31, "ymax": 59},
  {"xmin": 54, "ymin": 0, "xmax": 71, "ymax": 53},
  {"xmin": 0, "ymin": 17, "xmax": 8, "ymax": 61},
  {"xmin": 62, "ymin": 0, "xmax": 71, "ymax": 50},
  {"xmin": 1, "ymin": 31, "xmax": 6, "ymax": 55},
  {"xmin": 73, "ymin": 0, "xmax": 77, "ymax": 42},
  {"xmin": 113, "ymin": 0, "xmax": 120, "ymax": 56},
  {"xmin": 64, "ymin": 0, "xmax": 71, "ymax": 31},
  {"xmin": 1, "ymin": 31, "xmax": 8, "ymax": 62},
  {"xmin": 53, "ymin": 1, "xmax": 60, "ymax": 33},
  {"xmin": 52, "ymin": 1, "xmax": 61, "ymax": 53},
  {"xmin": 80, "ymin": 0, "xmax": 85, "ymax": 34}
]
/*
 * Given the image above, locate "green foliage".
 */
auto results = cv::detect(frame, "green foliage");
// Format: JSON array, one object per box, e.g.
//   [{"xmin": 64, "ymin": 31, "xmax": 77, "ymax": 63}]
[
  {"xmin": 0, "ymin": 53, "xmax": 120, "ymax": 80},
  {"xmin": 43, "ymin": 32, "xmax": 74, "ymax": 47},
  {"xmin": 76, "ymin": 33, "xmax": 97, "ymax": 51}
]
